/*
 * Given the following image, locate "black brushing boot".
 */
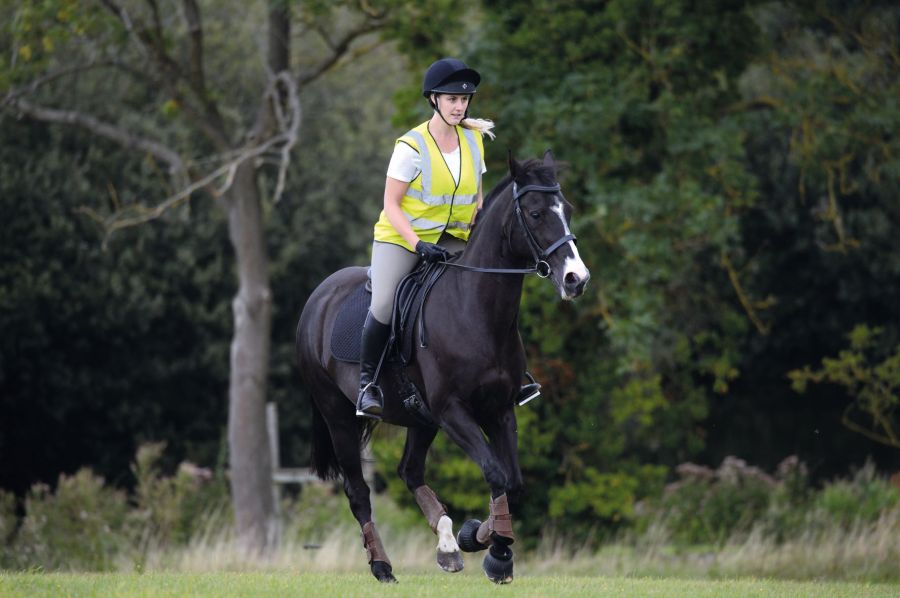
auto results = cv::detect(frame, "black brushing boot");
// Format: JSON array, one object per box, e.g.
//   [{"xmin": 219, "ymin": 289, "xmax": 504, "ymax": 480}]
[{"xmin": 356, "ymin": 311, "xmax": 391, "ymax": 420}]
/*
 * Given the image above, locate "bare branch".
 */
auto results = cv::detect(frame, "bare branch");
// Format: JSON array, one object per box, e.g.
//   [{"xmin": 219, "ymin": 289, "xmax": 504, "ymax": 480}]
[
  {"xmin": 358, "ymin": 0, "xmax": 387, "ymax": 19},
  {"xmin": 146, "ymin": 0, "xmax": 165, "ymax": 45},
  {"xmin": 267, "ymin": 1, "xmax": 291, "ymax": 75},
  {"xmin": 11, "ymin": 97, "xmax": 185, "ymax": 176},
  {"xmin": 299, "ymin": 20, "xmax": 383, "ymax": 86},
  {"xmin": 271, "ymin": 72, "xmax": 301, "ymax": 202},
  {"xmin": 181, "ymin": 0, "xmax": 206, "ymax": 94},
  {"xmin": 2, "ymin": 62, "xmax": 118, "ymax": 107},
  {"xmin": 101, "ymin": 0, "xmax": 229, "ymax": 149},
  {"xmin": 80, "ymin": 71, "xmax": 301, "ymax": 235},
  {"xmin": 721, "ymin": 252, "xmax": 773, "ymax": 336}
]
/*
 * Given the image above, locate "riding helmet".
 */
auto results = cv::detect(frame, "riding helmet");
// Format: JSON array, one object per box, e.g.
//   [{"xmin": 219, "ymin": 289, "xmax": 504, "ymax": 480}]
[{"xmin": 422, "ymin": 58, "xmax": 481, "ymax": 98}]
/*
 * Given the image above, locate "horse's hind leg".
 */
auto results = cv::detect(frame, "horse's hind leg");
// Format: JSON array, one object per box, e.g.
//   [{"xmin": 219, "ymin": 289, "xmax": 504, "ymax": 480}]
[
  {"xmin": 398, "ymin": 426, "xmax": 464, "ymax": 573},
  {"xmin": 321, "ymin": 405, "xmax": 396, "ymax": 583}
]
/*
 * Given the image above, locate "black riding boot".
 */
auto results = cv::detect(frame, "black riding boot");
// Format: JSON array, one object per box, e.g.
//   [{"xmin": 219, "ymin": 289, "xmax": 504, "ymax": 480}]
[{"xmin": 356, "ymin": 312, "xmax": 391, "ymax": 420}]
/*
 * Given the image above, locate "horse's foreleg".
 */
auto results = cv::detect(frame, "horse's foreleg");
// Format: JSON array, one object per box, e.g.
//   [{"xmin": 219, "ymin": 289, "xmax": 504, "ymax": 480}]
[
  {"xmin": 398, "ymin": 426, "xmax": 463, "ymax": 572},
  {"xmin": 439, "ymin": 405, "xmax": 516, "ymax": 584},
  {"xmin": 483, "ymin": 406, "xmax": 524, "ymax": 501}
]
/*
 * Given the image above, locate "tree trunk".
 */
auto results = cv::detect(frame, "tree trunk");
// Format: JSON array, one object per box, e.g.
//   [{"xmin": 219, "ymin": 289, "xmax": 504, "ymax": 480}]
[
  {"xmin": 224, "ymin": 0, "xmax": 290, "ymax": 553},
  {"xmin": 225, "ymin": 159, "xmax": 276, "ymax": 552}
]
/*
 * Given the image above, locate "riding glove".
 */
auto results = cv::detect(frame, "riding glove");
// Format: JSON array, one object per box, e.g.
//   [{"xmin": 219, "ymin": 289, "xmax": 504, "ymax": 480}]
[{"xmin": 415, "ymin": 241, "xmax": 450, "ymax": 263}]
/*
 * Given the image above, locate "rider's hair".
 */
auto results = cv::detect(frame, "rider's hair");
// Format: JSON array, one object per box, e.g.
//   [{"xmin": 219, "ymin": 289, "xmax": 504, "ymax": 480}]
[{"xmin": 461, "ymin": 117, "xmax": 496, "ymax": 140}]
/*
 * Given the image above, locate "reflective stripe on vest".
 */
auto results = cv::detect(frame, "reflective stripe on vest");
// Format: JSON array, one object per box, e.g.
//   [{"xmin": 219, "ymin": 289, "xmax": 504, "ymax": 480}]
[{"xmin": 373, "ymin": 121, "xmax": 483, "ymax": 251}]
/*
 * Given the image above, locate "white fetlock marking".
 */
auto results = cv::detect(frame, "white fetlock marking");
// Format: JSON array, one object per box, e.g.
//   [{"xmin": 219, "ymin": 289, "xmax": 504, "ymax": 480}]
[{"xmin": 436, "ymin": 515, "xmax": 459, "ymax": 553}]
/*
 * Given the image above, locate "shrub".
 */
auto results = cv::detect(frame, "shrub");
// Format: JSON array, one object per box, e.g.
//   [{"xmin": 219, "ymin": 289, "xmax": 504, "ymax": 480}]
[
  {"xmin": 12, "ymin": 469, "xmax": 129, "ymax": 571},
  {"xmin": 650, "ymin": 457, "xmax": 777, "ymax": 545},
  {"xmin": 814, "ymin": 461, "xmax": 900, "ymax": 527},
  {"xmin": 129, "ymin": 442, "xmax": 228, "ymax": 549},
  {"xmin": 0, "ymin": 490, "xmax": 17, "ymax": 568}
]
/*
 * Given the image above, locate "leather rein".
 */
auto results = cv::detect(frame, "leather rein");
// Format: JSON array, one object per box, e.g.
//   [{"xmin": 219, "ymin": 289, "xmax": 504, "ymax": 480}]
[{"xmin": 441, "ymin": 181, "xmax": 577, "ymax": 278}]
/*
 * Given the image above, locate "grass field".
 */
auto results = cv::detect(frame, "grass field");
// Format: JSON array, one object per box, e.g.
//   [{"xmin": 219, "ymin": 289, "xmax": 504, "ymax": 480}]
[{"xmin": 1, "ymin": 571, "xmax": 898, "ymax": 598}]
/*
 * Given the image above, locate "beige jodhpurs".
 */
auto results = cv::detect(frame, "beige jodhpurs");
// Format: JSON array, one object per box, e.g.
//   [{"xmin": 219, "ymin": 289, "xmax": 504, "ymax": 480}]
[{"xmin": 369, "ymin": 232, "xmax": 466, "ymax": 325}]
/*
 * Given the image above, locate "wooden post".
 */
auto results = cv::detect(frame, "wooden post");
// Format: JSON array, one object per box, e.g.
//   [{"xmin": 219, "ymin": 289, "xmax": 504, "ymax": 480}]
[{"xmin": 266, "ymin": 402, "xmax": 283, "ymax": 541}]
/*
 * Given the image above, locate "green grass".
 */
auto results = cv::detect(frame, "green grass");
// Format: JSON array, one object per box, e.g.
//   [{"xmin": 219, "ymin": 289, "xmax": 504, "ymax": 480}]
[{"xmin": 0, "ymin": 572, "xmax": 897, "ymax": 598}]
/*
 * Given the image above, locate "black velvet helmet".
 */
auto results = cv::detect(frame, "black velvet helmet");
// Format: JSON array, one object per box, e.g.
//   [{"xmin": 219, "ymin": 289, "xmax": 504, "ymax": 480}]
[{"xmin": 422, "ymin": 58, "xmax": 481, "ymax": 98}]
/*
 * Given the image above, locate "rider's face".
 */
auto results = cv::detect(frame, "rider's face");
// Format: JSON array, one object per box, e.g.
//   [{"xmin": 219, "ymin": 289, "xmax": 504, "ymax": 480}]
[{"xmin": 433, "ymin": 94, "xmax": 470, "ymax": 124}]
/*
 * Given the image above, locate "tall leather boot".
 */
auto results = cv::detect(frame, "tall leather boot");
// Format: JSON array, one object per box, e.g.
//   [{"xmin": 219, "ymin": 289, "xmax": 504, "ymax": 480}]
[{"xmin": 356, "ymin": 311, "xmax": 391, "ymax": 420}]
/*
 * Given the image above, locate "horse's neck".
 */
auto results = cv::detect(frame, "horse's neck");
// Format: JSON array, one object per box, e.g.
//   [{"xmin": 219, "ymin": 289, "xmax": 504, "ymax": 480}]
[{"xmin": 451, "ymin": 199, "xmax": 526, "ymax": 326}]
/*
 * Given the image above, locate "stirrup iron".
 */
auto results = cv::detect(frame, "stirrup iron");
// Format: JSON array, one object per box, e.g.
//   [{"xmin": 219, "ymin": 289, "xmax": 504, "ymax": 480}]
[{"xmin": 516, "ymin": 372, "xmax": 541, "ymax": 407}]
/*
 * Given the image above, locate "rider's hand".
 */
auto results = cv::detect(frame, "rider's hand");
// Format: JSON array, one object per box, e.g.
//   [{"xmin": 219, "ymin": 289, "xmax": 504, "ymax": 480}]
[{"xmin": 415, "ymin": 241, "xmax": 450, "ymax": 263}]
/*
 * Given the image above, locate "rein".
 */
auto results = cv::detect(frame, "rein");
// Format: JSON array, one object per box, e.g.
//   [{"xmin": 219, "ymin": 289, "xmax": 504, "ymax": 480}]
[{"xmin": 441, "ymin": 181, "xmax": 576, "ymax": 278}]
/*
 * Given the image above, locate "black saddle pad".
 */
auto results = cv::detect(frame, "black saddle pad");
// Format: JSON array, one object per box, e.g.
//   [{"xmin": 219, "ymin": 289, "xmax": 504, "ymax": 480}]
[
  {"xmin": 329, "ymin": 262, "xmax": 446, "ymax": 364},
  {"xmin": 330, "ymin": 283, "xmax": 371, "ymax": 363}
]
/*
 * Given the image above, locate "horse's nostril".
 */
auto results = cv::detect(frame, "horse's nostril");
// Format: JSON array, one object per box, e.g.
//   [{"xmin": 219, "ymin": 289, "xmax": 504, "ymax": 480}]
[{"xmin": 565, "ymin": 272, "xmax": 579, "ymax": 286}]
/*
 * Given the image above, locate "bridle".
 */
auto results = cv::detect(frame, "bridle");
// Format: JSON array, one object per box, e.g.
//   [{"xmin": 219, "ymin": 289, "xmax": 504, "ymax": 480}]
[
  {"xmin": 511, "ymin": 181, "xmax": 576, "ymax": 278},
  {"xmin": 442, "ymin": 180, "xmax": 577, "ymax": 277},
  {"xmin": 412, "ymin": 179, "xmax": 578, "ymax": 348}
]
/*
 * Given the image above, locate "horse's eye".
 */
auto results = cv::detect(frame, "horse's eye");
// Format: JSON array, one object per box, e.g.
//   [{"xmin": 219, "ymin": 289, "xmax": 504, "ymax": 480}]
[{"xmin": 529, "ymin": 211, "xmax": 541, "ymax": 219}]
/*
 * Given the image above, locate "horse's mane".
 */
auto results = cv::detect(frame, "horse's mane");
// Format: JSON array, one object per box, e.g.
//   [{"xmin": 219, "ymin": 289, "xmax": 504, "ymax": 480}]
[{"xmin": 482, "ymin": 159, "xmax": 557, "ymax": 211}]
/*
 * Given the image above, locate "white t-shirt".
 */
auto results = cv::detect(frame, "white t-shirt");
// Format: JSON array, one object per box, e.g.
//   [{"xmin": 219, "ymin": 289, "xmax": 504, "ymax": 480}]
[{"xmin": 386, "ymin": 142, "xmax": 486, "ymax": 185}]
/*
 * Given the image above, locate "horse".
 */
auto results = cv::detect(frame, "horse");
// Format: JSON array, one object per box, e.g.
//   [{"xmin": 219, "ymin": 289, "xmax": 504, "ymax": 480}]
[{"xmin": 294, "ymin": 151, "xmax": 590, "ymax": 583}]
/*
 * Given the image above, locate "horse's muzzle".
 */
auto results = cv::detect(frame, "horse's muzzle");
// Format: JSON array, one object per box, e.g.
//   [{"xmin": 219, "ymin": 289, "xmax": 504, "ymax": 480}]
[{"xmin": 563, "ymin": 271, "xmax": 589, "ymax": 299}]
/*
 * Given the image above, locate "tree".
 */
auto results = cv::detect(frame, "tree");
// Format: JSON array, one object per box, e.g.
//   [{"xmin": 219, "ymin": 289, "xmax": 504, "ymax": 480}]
[
  {"xmin": 2, "ymin": 0, "xmax": 462, "ymax": 551},
  {"xmin": 790, "ymin": 325, "xmax": 900, "ymax": 450}
]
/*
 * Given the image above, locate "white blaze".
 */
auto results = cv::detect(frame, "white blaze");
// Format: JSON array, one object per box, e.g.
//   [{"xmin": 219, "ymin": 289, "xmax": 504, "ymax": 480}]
[{"xmin": 551, "ymin": 199, "xmax": 590, "ymax": 298}]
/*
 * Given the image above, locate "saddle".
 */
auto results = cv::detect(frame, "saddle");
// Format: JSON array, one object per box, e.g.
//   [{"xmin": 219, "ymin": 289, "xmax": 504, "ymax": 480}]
[
  {"xmin": 330, "ymin": 260, "xmax": 446, "ymax": 364},
  {"xmin": 330, "ymin": 261, "xmax": 448, "ymax": 426}
]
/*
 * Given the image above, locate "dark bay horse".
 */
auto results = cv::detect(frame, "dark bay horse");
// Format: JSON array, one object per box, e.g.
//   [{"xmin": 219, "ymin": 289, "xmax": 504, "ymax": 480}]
[{"xmin": 295, "ymin": 151, "xmax": 589, "ymax": 583}]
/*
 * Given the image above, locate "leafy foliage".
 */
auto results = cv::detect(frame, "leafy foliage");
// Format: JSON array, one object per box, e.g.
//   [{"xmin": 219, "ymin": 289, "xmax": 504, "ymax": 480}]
[
  {"xmin": 11, "ymin": 469, "xmax": 129, "ymax": 571},
  {"xmin": 790, "ymin": 325, "xmax": 900, "ymax": 448},
  {"xmin": 2, "ymin": 0, "xmax": 900, "ymax": 550}
]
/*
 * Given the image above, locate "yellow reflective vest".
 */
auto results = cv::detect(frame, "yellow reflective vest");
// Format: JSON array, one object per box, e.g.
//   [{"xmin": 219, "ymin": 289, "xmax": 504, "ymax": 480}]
[{"xmin": 373, "ymin": 121, "xmax": 484, "ymax": 252}]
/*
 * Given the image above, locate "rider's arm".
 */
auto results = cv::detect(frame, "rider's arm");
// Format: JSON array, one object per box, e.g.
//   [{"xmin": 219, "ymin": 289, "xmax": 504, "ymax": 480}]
[{"xmin": 383, "ymin": 176, "xmax": 421, "ymax": 249}]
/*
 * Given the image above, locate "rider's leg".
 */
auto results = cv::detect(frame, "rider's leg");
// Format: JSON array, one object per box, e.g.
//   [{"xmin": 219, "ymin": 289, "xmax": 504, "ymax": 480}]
[
  {"xmin": 357, "ymin": 241, "xmax": 419, "ymax": 419},
  {"xmin": 356, "ymin": 311, "xmax": 391, "ymax": 419}
]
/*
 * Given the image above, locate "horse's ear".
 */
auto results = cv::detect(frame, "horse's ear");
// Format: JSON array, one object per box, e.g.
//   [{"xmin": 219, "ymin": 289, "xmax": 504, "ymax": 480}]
[
  {"xmin": 543, "ymin": 149, "xmax": 555, "ymax": 166},
  {"xmin": 507, "ymin": 148, "xmax": 520, "ymax": 180}
]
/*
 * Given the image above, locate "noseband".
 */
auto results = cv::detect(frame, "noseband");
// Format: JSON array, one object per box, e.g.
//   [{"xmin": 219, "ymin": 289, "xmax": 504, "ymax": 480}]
[{"xmin": 512, "ymin": 182, "xmax": 577, "ymax": 278}]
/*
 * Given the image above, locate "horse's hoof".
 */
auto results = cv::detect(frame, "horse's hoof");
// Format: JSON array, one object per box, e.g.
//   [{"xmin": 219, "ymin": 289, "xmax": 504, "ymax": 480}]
[
  {"xmin": 482, "ymin": 544, "xmax": 513, "ymax": 584},
  {"xmin": 371, "ymin": 560, "xmax": 397, "ymax": 583},
  {"xmin": 437, "ymin": 549, "xmax": 464, "ymax": 572},
  {"xmin": 457, "ymin": 519, "xmax": 488, "ymax": 553}
]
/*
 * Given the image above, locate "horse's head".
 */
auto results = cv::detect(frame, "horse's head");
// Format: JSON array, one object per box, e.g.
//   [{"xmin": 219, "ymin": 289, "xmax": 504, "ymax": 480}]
[{"xmin": 505, "ymin": 151, "xmax": 590, "ymax": 300}]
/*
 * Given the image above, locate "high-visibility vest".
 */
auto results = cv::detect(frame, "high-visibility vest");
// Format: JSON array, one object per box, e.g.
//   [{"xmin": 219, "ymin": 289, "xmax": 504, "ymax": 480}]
[{"xmin": 373, "ymin": 121, "xmax": 484, "ymax": 251}]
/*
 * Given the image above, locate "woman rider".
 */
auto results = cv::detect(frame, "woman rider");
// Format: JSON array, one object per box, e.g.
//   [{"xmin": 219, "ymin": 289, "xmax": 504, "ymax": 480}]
[{"xmin": 356, "ymin": 58, "xmax": 538, "ymax": 420}]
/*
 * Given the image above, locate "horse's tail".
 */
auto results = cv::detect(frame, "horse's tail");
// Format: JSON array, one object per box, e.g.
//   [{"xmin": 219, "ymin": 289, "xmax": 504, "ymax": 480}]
[
  {"xmin": 309, "ymin": 394, "xmax": 377, "ymax": 480},
  {"xmin": 310, "ymin": 399, "xmax": 340, "ymax": 480}
]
